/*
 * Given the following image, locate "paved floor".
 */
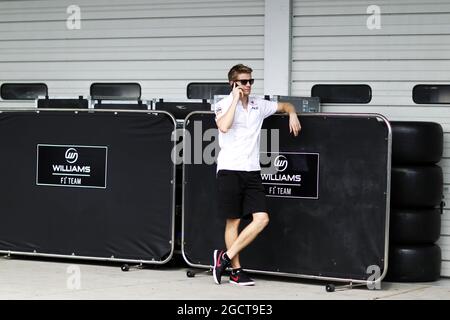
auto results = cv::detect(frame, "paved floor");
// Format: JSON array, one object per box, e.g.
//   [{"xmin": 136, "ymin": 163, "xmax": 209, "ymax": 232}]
[{"xmin": 1, "ymin": 256, "xmax": 450, "ymax": 300}]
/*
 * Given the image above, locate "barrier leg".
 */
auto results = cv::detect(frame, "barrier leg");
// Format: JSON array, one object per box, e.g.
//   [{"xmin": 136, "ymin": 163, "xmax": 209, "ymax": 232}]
[
  {"xmin": 121, "ymin": 263, "xmax": 144, "ymax": 272},
  {"xmin": 1, "ymin": 252, "xmax": 11, "ymax": 260},
  {"xmin": 186, "ymin": 268, "xmax": 212, "ymax": 278},
  {"xmin": 325, "ymin": 281, "xmax": 373, "ymax": 292}
]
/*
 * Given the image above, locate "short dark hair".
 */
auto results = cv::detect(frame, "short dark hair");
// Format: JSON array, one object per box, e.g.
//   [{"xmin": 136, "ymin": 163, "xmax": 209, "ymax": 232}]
[{"xmin": 228, "ymin": 64, "xmax": 253, "ymax": 81}]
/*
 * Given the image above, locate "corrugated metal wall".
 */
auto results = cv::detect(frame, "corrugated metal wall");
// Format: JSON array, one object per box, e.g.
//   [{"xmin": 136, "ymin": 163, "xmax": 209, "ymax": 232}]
[
  {"xmin": 291, "ymin": 0, "xmax": 450, "ymax": 277},
  {"xmin": 0, "ymin": 0, "xmax": 264, "ymax": 105}
]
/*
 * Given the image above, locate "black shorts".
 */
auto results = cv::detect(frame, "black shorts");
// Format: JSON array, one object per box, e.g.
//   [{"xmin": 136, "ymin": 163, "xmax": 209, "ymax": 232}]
[{"xmin": 217, "ymin": 170, "xmax": 268, "ymax": 220}]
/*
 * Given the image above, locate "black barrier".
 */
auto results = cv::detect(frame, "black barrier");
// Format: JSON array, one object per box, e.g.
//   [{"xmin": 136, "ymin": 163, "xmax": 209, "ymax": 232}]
[
  {"xmin": 186, "ymin": 82, "xmax": 230, "ymax": 100},
  {"xmin": 154, "ymin": 100, "xmax": 211, "ymax": 119},
  {"xmin": 90, "ymin": 83, "xmax": 141, "ymax": 100},
  {"xmin": 0, "ymin": 109, "xmax": 176, "ymax": 264},
  {"xmin": 312, "ymin": 84, "xmax": 372, "ymax": 104},
  {"xmin": 182, "ymin": 112, "xmax": 391, "ymax": 283},
  {"xmin": 37, "ymin": 97, "xmax": 89, "ymax": 109},
  {"xmin": 1, "ymin": 83, "xmax": 48, "ymax": 100}
]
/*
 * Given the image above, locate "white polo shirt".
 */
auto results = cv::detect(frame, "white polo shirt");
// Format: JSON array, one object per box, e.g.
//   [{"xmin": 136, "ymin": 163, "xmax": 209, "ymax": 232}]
[{"xmin": 214, "ymin": 94, "xmax": 278, "ymax": 172}]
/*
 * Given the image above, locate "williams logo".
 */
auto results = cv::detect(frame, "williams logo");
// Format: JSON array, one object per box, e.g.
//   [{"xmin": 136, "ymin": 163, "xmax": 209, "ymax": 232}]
[
  {"xmin": 274, "ymin": 155, "xmax": 288, "ymax": 172},
  {"xmin": 65, "ymin": 148, "xmax": 78, "ymax": 164},
  {"xmin": 261, "ymin": 152, "xmax": 319, "ymax": 199},
  {"xmin": 37, "ymin": 144, "xmax": 108, "ymax": 189}
]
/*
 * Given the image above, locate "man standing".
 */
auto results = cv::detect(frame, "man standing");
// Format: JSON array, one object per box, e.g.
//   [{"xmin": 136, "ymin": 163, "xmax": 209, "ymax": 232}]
[{"xmin": 213, "ymin": 64, "xmax": 301, "ymax": 286}]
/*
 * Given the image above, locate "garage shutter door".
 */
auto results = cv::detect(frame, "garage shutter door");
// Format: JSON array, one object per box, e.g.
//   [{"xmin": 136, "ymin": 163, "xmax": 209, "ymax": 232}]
[
  {"xmin": 0, "ymin": 0, "xmax": 265, "ymax": 106},
  {"xmin": 291, "ymin": 0, "xmax": 450, "ymax": 277}
]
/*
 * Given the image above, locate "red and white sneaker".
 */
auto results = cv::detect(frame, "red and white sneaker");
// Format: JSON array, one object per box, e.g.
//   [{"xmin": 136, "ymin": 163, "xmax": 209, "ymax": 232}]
[
  {"xmin": 229, "ymin": 269, "xmax": 255, "ymax": 286},
  {"xmin": 213, "ymin": 249, "xmax": 230, "ymax": 285}
]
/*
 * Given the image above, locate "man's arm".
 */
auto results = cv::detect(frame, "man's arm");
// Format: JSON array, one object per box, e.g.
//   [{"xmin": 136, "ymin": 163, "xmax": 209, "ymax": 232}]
[
  {"xmin": 216, "ymin": 84, "xmax": 243, "ymax": 133},
  {"xmin": 276, "ymin": 102, "xmax": 295, "ymax": 114},
  {"xmin": 276, "ymin": 102, "xmax": 301, "ymax": 136}
]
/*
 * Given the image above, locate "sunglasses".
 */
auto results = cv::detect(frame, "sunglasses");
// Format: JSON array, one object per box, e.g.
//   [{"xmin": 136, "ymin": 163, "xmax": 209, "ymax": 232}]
[{"xmin": 236, "ymin": 79, "xmax": 255, "ymax": 86}]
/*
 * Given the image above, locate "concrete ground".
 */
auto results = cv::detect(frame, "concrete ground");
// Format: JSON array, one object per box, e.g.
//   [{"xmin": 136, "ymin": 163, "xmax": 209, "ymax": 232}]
[{"xmin": 1, "ymin": 255, "xmax": 449, "ymax": 300}]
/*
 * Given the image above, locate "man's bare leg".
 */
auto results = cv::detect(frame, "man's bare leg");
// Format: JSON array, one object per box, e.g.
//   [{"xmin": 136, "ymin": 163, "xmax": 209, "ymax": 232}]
[
  {"xmin": 225, "ymin": 218, "xmax": 241, "ymax": 269},
  {"xmin": 225, "ymin": 212, "xmax": 269, "ymax": 260}
]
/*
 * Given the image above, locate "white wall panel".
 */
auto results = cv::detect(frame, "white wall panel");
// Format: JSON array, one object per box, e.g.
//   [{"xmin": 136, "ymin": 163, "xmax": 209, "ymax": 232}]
[
  {"xmin": 292, "ymin": 0, "xmax": 450, "ymax": 276},
  {"xmin": 0, "ymin": 0, "xmax": 265, "ymax": 102}
]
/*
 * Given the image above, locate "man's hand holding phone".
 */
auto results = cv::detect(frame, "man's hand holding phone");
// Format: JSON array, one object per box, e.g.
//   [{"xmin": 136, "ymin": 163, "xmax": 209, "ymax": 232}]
[{"xmin": 232, "ymin": 82, "xmax": 244, "ymax": 100}]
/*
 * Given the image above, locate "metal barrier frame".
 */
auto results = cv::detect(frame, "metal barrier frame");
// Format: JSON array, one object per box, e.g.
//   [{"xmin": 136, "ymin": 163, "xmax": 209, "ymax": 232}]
[
  {"xmin": 0, "ymin": 108, "xmax": 177, "ymax": 265},
  {"xmin": 181, "ymin": 111, "xmax": 392, "ymax": 287}
]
